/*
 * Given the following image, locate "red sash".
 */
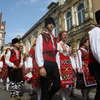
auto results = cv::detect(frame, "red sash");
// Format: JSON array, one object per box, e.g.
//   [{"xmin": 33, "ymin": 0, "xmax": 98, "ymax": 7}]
[{"xmin": 59, "ymin": 53, "xmax": 75, "ymax": 88}]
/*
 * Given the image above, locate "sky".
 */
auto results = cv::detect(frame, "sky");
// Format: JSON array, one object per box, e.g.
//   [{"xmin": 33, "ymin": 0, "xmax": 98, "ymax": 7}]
[{"xmin": 0, "ymin": 0, "xmax": 57, "ymax": 43}]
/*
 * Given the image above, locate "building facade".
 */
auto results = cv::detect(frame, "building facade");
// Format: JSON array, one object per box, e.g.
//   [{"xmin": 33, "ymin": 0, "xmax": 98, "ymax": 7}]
[
  {"xmin": 22, "ymin": 2, "xmax": 59, "ymax": 53},
  {"xmin": 0, "ymin": 13, "xmax": 6, "ymax": 53},
  {"xmin": 58, "ymin": 0, "xmax": 100, "ymax": 49},
  {"xmin": 22, "ymin": 0, "xmax": 100, "ymax": 53}
]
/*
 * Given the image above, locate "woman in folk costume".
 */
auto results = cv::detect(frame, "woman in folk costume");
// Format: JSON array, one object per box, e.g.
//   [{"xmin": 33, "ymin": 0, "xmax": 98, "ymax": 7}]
[
  {"xmin": 35, "ymin": 17, "xmax": 60, "ymax": 100},
  {"xmin": 56, "ymin": 31, "xmax": 75, "ymax": 100},
  {"xmin": 29, "ymin": 39, "xmax": 40, "ymax": 87},
  {"xmin": 76, "ymin": 36, "xmax": 96, "ymax": 100},
  {"xmin": 23, "ymin": 53, "xmax": 34, "ymax": 100},
  {"xmin": 0, "ymin": 49, "xmax": 6, "ymax": 79},
  {"xmin": 29, "ymin": 41, "xmax": 41, "ymax": 100},
  {"xmin": 0, "ymin": 49, "xmax": 5, "ymax": 84},
  {"xmin": 23, "ymin": 54, "xmax": 33, "ymax": 82},
  {"xmin": 22, "ymin": 54, "xmax": 32, "ymax": 82},
  {"xmin": 5, "ymin": 38, "xmax": 24, "ymax": 100}
]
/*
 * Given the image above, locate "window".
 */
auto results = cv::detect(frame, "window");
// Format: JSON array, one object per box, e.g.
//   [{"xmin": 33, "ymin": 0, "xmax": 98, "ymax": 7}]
[
  {"xmin": 66, "ymin": 11, "xmax": 72, "ymax": 31},
  {"xmin": 53, "ymin": 24, "xmax": 59, "ymax": 37},
  {"xmin": 77, "ymin": 3, "xmax": 85, "ymax": 25}
]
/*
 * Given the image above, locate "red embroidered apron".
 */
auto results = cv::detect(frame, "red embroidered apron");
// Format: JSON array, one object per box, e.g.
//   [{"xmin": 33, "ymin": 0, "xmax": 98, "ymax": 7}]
[{"xmin": 59, "ymin": 53, "xmax": 75, "ymax": 88}]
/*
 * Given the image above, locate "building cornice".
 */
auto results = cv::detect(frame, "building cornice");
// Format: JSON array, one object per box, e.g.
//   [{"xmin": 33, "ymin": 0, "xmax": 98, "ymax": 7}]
[{"xmin": 22, "ymin": 2, "xmax": 59, "ymax": 40}]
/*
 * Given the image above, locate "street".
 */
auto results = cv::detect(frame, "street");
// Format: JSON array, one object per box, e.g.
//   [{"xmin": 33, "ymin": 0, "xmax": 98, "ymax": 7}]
[
  {"xmin": 0, "ymin": 89, "xmax": 79, "ymax": 100},
  {"xmin": 0, "ymin": 87, "xmax": 95, "ymax": 100},
  {"xmin": 0, "ymin": 88, "xmax": 33, "ymax": 100}
]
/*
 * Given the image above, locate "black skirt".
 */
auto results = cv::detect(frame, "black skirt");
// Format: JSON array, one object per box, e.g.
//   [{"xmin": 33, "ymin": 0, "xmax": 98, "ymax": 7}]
[{"xmin": 76, "ymin": 73, "xmax": 85, "ymax": 89}]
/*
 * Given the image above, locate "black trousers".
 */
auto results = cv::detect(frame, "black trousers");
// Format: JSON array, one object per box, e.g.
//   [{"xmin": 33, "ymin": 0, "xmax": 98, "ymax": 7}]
[
  {"xmin": 40, "ymin": 61, "xmax": 60, "ymax": 100},
  {"xmin": 8, "ymin": 67, "xmax": 23, "ymax": 82},
  {"xmin": 89, "ymin": 61, "xmax": 100, "ymax": 100}
]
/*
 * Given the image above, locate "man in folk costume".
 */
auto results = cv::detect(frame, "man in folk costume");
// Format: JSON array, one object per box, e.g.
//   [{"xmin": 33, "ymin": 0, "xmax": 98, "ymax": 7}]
[
  {"xmin": 35, "ymin": 17, "xmax": 60, "ymax": 100},
  {"xmin": 5, "ymin": 38, "xmax": 24, "ymax": 100},
  {"xmin": 56, "ymin": 31, "xmax": 75, "ymax": 100},
  {"xmin": 88, "ymin": 10, "xmax": 100, "ymax": 100}
]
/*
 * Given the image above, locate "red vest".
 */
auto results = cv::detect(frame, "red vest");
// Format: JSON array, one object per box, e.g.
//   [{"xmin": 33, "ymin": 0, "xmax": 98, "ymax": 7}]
[
  {"xmin": 10, "ymin": 49, "xmax": 21, "ymax": 67},
  {"xmin": 42, "ymin": 33, "xmax": 57, "ymax": 62}
]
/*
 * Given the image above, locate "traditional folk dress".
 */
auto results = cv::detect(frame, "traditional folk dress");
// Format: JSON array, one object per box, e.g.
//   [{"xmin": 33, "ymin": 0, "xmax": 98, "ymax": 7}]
[
  {"xmin": 57, "ymin": 40, "xmax": 75, "ymax": 100},
  {"xmin": 29, "ymin": 47, "xmax": 41, "ymax": 100},
  {"xmin": 35, "ymin": 30, "xmax": 60, "ymax": 100},
  {"xmin": 0, "ymin": 50, "xmax": 8, "ymax": 82},
  {"xmin": 5, "ymin": 47, "xmax": 24, "ymax": 97},
  {"xmin": 76, "ymin": 47, "xmax": 96, "ymax": 88},
  {"xmin": 0, "ymin": 54, "xmax": 4, "ymax": 83},
  {"xmin": 29, "ymin": 47, "xmax": 40, "ymax": 88},
  {"xmin": 23, "ymin": 55, "xmax": 35, "ymax": 99},
  {"xmin": 57, "ymin": 40, "xmax": 75, "ymax": 88}
]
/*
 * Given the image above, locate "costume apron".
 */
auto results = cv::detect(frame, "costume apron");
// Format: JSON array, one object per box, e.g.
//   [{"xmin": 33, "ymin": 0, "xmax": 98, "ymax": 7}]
[{"xmin": 59, "ymin": 53, "xmax": 75, "ymax": 88}]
